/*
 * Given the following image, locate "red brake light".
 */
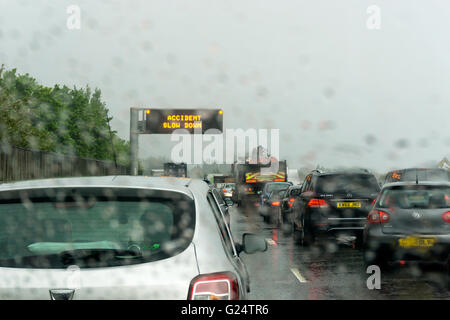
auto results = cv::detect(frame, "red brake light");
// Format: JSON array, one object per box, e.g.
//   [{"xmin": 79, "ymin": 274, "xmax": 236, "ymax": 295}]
[
  {"xmin": 307, "ymin": 199, "xmax": 328, "ymax": 207},
  {"xmin": 442, "ymin": 211, "xmax": 450, "ymax": 223},
  {"xmin": 188, "ymin": 272, "xmax": 239, "ymax": 300},
  {"xmin": 368, "ymin": 210, "xmax": 390, "ymax": 223},
  {"xmin": 271, "ymin": 201, "xmax": 280, "ymax": 206},
  {"xmin": 222, "ymin": 189, "xmax": 227, "ymax": 193},
  {"xmin": 289, "ymin": 198, "xmax": 295, "ymax": 202}
]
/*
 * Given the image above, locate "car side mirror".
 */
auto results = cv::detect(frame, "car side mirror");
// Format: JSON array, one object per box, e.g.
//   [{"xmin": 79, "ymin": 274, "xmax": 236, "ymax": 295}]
[{"xmin": 239, "ymin": 233, "xmax": 267, "ymax": 255}]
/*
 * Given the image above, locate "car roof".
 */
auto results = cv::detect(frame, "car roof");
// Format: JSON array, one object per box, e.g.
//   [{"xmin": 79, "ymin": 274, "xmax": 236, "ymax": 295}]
[
  {"xmin": 315, "ymin": 171, "xmax": 374, "ymax": 176},
  {"xmin": 265, "ymin": 181, "xmax": 291, "ymax": 185},
  {"xmin": 386, "ymin": 168, "xmax": 447, "ymax": 172},
  {"xmin": 382, "ymin": 181, "xmax": 450, "ymax": 189},
  {"xmin": 0, "ymin": 175, "xmax": 208, "ymax": 199}
]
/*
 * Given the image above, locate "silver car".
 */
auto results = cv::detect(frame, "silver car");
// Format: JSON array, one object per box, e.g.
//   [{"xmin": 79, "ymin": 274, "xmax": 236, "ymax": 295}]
[{"xmin": 0, "ymin": 176, "xmax": 267, "ymax": 300}]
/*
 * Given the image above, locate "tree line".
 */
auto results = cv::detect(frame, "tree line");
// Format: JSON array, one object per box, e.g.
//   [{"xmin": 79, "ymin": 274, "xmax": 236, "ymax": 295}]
[{"xmin": 0, "ymin": 65, "xmax": 130, "ymax": 167}]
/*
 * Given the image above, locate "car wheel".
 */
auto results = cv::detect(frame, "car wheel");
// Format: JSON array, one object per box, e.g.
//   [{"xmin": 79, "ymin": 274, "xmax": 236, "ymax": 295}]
[
  {"xmin": 446, "ymin": 257, "xmax": 450, "ymax": 291},
  {"xmin": 293, "ymin": 222, "xmax": 302, "ymax": 245},
  {"xmin": 268, "ymin": 210, "xmax": 275, "ymax": 225},
  {"xmin": 276, "ymin": 208, "xmax": 283, "ymax": 228},
  {"xmin": 354, "ymin": 235, "xmax": 364, "ymax": 250},
  {"xmin": 363, "ymin": 248, "xmax": 390, "ymax": 272},
  {"xmin": 301, "ymin": 217, "xmax": 313, "ymax": 247}
]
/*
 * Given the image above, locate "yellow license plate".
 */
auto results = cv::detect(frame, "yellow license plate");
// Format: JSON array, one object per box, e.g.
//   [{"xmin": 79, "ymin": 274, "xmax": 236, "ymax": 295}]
[
  {"xmin": 398, "ymin": 236, "xmax": 435, "ymax": 248},
  {"xmin": 337, "ymin": 202, "xmax": 361, "ymax": 208}
]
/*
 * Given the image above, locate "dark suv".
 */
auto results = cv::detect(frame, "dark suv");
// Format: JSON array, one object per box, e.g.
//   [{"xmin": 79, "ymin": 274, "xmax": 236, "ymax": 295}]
[
  {"xmin": 280, "ymin": 185, "xmax": 303, "ymax": 225},
  {"xmin": 292, "ymin": 169, "xmax": 380, "ymax": 246}
]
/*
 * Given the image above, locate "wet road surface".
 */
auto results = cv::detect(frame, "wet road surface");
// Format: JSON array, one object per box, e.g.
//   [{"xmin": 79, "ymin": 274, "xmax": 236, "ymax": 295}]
[{"xmin": 229, "ymin": 204, "xmax": 450, "ymax": 300}]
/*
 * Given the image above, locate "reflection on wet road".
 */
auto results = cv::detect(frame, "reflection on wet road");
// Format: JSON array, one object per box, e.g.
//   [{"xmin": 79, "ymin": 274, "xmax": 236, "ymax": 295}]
[{"xmin": 229, "ymin": 205, "xmax": 449, "ymax": 300}]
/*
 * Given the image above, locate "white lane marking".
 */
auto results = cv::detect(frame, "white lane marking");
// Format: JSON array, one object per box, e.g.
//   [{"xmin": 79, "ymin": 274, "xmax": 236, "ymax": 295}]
[
  {"xmin": 290, "ymin": 267, "xmax": 308, "ymax": 283},
  {"xmin": 265, "ymin": 238, "xmax": 277, "ymax": 246}
]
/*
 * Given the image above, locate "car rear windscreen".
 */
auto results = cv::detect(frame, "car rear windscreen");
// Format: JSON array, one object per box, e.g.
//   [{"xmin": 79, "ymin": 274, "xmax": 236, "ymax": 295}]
[
  {"xmin": 266, "ymin": 183, "xmax": 290, "ymax": 193},
  {"xmin": 316, "ymin": 174, "xmax": 380, "ymax": 195},
  {"xmin": 378, "ymin": 185, "xmax": 450, "ymax": 209},
  {"xmin": 0, "ymin": 187, "xmax": 195, "ymax": 268}
]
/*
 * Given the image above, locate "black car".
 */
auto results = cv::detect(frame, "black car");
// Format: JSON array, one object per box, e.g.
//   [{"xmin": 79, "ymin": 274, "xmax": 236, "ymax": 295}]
[
  {"xmin": 258, "ymin": 182, "xmax": 292, "ymax": 208},
  {"xmin": 363, "ymin": 181, "xmax": 450, "ymax": 269},
  {"xmin": 384, "ymin": 168, "xmax": 449, "ymax": 185},
  {"xmin": 280, "ymin": 185, "xmax": 303, "ymax": 225},
  {"xmin": 292, "ymin": 169, "xmax": 380, "ymax": 246},
  {"xmin": 260, "ymin": 189, "xmax": 287, "ymax": 225}
]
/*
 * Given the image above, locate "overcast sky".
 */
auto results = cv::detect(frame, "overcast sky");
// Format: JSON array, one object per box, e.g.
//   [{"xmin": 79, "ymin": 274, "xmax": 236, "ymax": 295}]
[{"xmin": 1, "ymin": 0, "xmax": 449, "ymax": 172}]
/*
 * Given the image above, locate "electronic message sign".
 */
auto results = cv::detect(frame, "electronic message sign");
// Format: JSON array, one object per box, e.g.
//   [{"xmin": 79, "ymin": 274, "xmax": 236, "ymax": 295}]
[{"xmin": 142, "ymin": 108, "xmax": 223, "ymax": 134}]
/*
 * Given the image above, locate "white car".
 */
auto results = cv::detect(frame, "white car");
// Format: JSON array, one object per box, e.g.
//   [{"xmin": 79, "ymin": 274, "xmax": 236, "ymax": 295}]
[{"xmin": 0, "ymin": 176, "xmax": 266, "ymax": 300}]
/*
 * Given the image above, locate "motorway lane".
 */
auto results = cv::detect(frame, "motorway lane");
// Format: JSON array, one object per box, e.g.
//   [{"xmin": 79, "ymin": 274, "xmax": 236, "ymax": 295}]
[{"xmin": 229, "ymin": 204, "xmax": 450, "ymax": 300}]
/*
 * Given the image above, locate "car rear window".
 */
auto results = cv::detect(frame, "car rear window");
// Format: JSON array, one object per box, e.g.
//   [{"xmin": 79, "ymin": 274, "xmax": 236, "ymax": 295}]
[
  {"xmin": 0, "ymin": 187, "xmax": 195, "ymax": 268},
  {"xmin": 315, "ymin": 174, "xmax": 380, "ymax": 195},
  {"xmin": 378, "ymin": 185, "xmax": 450, "ymax": 209},
  {"xmin": 266, "ymin": 183, "xmax": 290, "ymax": 193},
  {"xmin": 270, "ymin": 189, "xmax": 286, "ymax": 198}
]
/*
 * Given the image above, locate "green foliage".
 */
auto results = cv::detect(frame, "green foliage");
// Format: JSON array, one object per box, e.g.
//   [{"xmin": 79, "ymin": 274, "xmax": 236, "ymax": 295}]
[{"xmin": 0, "ymin": 65, "xmax": 129, "ymax": 166}]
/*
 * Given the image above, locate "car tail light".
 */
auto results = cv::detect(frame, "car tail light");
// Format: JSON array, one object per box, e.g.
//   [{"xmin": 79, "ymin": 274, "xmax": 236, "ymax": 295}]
[
  {"xmin": 442, "ymin": 211, "xmax": 450, "ymax": 223},
  {"xmin": 288, "ymin": 198, "xmax": 295, "ymax": 207},
  {"xmin": 188, "ymin": 272, "xmax": 239, "ymax": 300},
  {"xmin": 368, "ymin": 210, "xmax": 390, "ymax": 223},
  {"xmin": 307, "ymin": 199, "xmax": 328, "ymax": 207},
  {"xmin": 222, "ymin": 189, "xmax": 227, "ymax": 193},
  {"xmin": 271, "ymin": 201, "xmax": 280, "ymax": 206}
]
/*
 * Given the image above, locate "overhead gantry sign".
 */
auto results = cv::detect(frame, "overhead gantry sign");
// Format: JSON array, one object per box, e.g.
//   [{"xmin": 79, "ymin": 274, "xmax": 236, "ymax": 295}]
[{"xmin": 129, "ymin": 108, "xmax": 223, "ymax": 175}]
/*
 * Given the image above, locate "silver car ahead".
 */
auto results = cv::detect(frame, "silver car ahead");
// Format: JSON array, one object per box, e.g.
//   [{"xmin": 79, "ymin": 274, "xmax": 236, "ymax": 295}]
[{"xmin": 0, "ymin": 176, "xmax": 267, "ymax": 300}]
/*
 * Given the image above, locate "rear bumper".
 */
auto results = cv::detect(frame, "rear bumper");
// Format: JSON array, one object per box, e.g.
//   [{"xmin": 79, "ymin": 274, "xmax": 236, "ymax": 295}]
[
  {"xmin": 365, "ymin": 233, "xmax": 450, "ymax": 264},
  {"xmin": 259, "ymin": 205, "xmax": 278, "ymax": 217},
  {"xmin": 311, "ymin": 216, "xmax": 367, "ymax": 234}
]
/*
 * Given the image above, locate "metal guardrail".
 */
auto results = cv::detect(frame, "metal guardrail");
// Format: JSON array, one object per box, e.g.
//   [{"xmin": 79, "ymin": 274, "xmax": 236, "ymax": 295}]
[{"xmin": 0, "ymin": 144, "xmax": 128, "ymax": 183}]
